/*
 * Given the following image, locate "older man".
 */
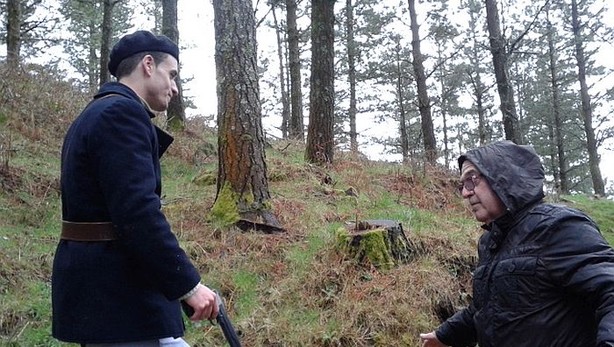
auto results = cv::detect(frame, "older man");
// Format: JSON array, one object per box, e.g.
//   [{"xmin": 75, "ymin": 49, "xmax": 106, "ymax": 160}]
[
  {"xmin": 52, "ymin": 31, "xmax": 218, "ymax": 347},
  {"xmin": 420, "ymin": 140, "xmax": 614, "ymax": 347}
]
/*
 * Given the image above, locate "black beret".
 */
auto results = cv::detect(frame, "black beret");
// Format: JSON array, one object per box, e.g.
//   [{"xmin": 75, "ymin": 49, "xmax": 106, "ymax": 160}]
[{"xmin": 108, "ymin": 30, "xmax": 179, "ymax": 77}]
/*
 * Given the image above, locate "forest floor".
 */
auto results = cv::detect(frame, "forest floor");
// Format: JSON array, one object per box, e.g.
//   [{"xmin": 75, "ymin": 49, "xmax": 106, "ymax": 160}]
[{"xmin": 1, "ymin": 65, "xmax": 614, "ymax": 347}]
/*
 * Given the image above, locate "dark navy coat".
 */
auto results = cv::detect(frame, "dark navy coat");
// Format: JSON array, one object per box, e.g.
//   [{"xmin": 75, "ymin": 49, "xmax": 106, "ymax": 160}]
[
  {"xmin": 52, "ymin": 82, "xmax": 200, "ymax": 344},
  {"xmin": 436, "ymin": 141, "xmax": 614, "ymax": 346}
]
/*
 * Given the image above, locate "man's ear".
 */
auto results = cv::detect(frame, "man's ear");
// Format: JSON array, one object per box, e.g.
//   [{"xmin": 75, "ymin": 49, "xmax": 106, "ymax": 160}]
[{"xmin": 141, "ymin": 54, "xmax": 155, "ymax": 76}]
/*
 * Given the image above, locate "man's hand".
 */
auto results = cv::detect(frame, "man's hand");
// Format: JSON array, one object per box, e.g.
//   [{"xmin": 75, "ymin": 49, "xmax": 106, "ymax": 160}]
[
  {"xmin": 184, "ymin": 284, "xmax": 219, "ymax": 321},
  {"xmin": 419, "ymin": 332, "xmax": 448, "ymax": 347}
]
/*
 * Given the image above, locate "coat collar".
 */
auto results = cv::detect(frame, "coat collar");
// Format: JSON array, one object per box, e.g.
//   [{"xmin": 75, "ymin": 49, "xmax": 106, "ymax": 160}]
[
  {"xmin": 95, "ymin": 82, "xmax": 174, "ymax": 158},
  {"xmin": 155, "ymin": 126, "xmax": 174, "ymax": 158},
  {"xmin": 95, "ymin": 82, "xmax": 157, "ymax": 119}
]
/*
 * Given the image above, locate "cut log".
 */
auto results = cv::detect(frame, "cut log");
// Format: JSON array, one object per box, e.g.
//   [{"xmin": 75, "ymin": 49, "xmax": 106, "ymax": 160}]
[{"xmin": 336, "ymin": 219, "xmax": 415, "ymax": 269}]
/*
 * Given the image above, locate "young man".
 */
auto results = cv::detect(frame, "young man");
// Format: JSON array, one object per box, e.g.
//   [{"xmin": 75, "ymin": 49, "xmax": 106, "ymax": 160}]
[
  {"xmin": 52, "ymin": 31, "xmax": 218, "ymax": 347},
  {"xmin": 420, "ymin": 140, "xmax": 614, "ymax": 347}
]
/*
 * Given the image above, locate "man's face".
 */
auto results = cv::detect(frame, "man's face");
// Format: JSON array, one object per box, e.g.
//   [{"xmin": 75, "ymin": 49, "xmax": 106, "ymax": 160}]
[
  {"xmin": 460, "ymin": 161, "xmax": 506, "ymax": 223},
  {"xmin": 143, "ymin": 54, "xmax": 179, "ymax": 112}
]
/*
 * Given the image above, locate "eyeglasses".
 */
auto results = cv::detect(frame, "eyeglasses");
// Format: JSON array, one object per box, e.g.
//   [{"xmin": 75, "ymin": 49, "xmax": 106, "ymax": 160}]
[{"xmin": 458, "ymin": 174, "xmax": 481, "ymax": 194}]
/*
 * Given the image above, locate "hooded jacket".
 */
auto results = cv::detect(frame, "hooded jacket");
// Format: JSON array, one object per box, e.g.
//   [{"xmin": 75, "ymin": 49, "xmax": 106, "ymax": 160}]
[
  {"xmin": 436, "ymin": 140, "xmax": 614, "ymax": 347},
  {"xmin": 52, "ymin": 82, "xmax": 200, "ymax": 343}
]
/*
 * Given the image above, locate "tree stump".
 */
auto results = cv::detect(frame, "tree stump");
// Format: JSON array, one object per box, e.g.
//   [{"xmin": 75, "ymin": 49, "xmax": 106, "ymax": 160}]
[{"xmin": 336, "ymin": 220, "xmax": 415, "ymax": 269}]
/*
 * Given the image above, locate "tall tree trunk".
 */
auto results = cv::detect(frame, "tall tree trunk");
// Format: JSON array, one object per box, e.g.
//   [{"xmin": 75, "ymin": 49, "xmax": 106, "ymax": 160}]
[
  {"xmin": 212, "ymin": 0, "xmax": 282, "ymax": 230},
  {"xmin": 305, "ymin": 0, "xmax": 335, "ymax": 165},
  {"xmin": 469, "ymin": 72, "xmax": 488, "ymax": 146},
  {"xmin": 346, "ymin": 0, "xmax": 358, "ymax": 154},
  {"xmin": 272, "ymin": 6, "xmax": 290, "ymax": 139},
  {"xmin": 286, "ymin": 0, "xmax": 304, "ymax": 140},
  {"xmin": 394, "ymin": 39, "xmax": 410, "ymax": 163},
  {"xmin": 571, "ymin": 0, "xmax": 604, "ymax": 196},
  {"xmin": 467, "ymin": 1, "xmax": 488, "ymax": 145},
  {"xmin": 512, "ymin": 61, "xmax": 526, "ymax": 144},
  {"xmin": 485, "ymin": 0, "xmax": 521, "ymax": 144},
  {"xmin": 163, "ymin": 0, "xmax": 186, "ymax": 130},
  {"xmin": 88, "ymin": 18, "xmax": 98, "ymax": 93},
  {"xmin": 7, "ymin": 0, "xmax": 21, "ymax": 69},
  {"xmin": 99, "ymin": 0, "xmax": 114, "ymax": 86},
  {"xmin": 436, "ymin": 44, "xmax": 450, "ymax": 168},
  {"xmin": 546, "ymin": 9, "xmax": 568, "ymax": 194},
  {"xmin": 408, "ymin": 0, "xmax": 437, "ymax": 164}
]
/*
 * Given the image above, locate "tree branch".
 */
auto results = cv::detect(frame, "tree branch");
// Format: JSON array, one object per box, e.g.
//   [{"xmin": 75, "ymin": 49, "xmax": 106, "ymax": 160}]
[{"xmin": 508, "ymin": 0, "xmax": 550, "ymax": 54}]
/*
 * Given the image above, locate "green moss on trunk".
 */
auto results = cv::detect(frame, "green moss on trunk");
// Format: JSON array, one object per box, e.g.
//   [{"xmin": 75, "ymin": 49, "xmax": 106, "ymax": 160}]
[{"xmin": 209, "ymin": 183, "xmax": 241, "ymax": 227}]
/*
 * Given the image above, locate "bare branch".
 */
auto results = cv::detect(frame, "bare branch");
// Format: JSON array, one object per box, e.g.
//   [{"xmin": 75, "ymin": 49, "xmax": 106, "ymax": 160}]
[{"xmin": 508, "ymin": 0, "xmax": 550, "ymax": 54}]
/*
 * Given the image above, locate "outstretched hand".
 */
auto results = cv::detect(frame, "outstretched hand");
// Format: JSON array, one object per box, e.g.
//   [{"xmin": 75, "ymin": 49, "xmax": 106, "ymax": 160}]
[{"xmin": 419, "ymin": 331, "xmax": 448, "ymax": 347}]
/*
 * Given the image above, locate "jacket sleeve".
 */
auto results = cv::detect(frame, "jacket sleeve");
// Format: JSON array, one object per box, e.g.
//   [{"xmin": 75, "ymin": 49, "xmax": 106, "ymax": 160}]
[
  {"xmin": 541, "ymin": 211, "xmax": 614, "ymax": 346},
  {"xmin": 435, "ymin": 304, "xmax": 477, "ymax": 347},
  {"xmin": 91, "ymin": 99, "xmax": 200, "ymax": 300}
]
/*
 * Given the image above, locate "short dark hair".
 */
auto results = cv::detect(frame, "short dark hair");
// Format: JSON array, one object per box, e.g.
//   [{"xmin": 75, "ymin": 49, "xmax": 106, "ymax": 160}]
[{"xmin": 114, "ymin": 51, "xmax": 169, "ymax": 79}]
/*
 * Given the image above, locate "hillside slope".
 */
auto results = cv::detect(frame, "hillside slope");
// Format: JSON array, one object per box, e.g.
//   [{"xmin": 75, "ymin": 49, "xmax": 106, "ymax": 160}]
[{"xmin": 1, "ymin": 65, "xmax": 613, "ymax": 347}]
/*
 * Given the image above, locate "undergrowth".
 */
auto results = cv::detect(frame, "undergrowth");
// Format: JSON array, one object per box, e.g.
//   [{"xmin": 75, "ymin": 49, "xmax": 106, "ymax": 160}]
[{"xmin": 2, "ymin": 64, "xmax": 614, "ymax": 347}]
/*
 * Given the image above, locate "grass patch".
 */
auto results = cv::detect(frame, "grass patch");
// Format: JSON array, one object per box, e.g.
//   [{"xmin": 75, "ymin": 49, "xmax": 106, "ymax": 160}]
[
  {"xmin": 560, "ymin": 195, "xmax": 614, "ymax": 244},
  {"xmin": 232, "ymin": 269, "xmax": 260, "ymax": 317},
  {"xmin": 286, "ymin": 225, "xmax": 336, "ymax": 276}
]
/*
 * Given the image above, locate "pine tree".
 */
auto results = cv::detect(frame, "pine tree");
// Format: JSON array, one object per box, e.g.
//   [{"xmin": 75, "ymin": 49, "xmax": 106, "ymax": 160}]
[
  {"xmin": 485, "ymin": 0, "xmax": 521, "ymax": 144},
  {"xmin": 305, "ymin": 0, "xmax": 335, "ymax": 164},
  {"xmin": 162, "ymin": 0, "xmax": 186, "ymax": 130},
  {"xmin": 570, "ymin": 0, "xmax": 605, "ymax": 195},
  {"xmin": 408, "ymin": 0, "xmax": 437, "ymax": 163},
  {"xmin": 2, "ymin": 0, "xmax": 61, "ymax": 67},
  {"xmin": 212, "ymin": 0, "xmax": 283, "ymax": 231},
  {"xmin": 60, "ymin": 0, "xmax": 132, "ymax": 92}
]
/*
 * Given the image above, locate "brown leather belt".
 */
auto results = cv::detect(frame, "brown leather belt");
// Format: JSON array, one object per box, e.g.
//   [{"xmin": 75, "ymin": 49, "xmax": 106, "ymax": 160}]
[{"xmin": 61, "ymin": 221, "xmax": 118, "ymax": 241}]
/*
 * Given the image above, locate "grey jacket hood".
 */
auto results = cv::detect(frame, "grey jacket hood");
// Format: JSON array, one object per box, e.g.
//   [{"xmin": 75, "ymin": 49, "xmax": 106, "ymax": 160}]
[{"xmin": 458, "ymin": 140, "xmax": 545, "ymax": 216}]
